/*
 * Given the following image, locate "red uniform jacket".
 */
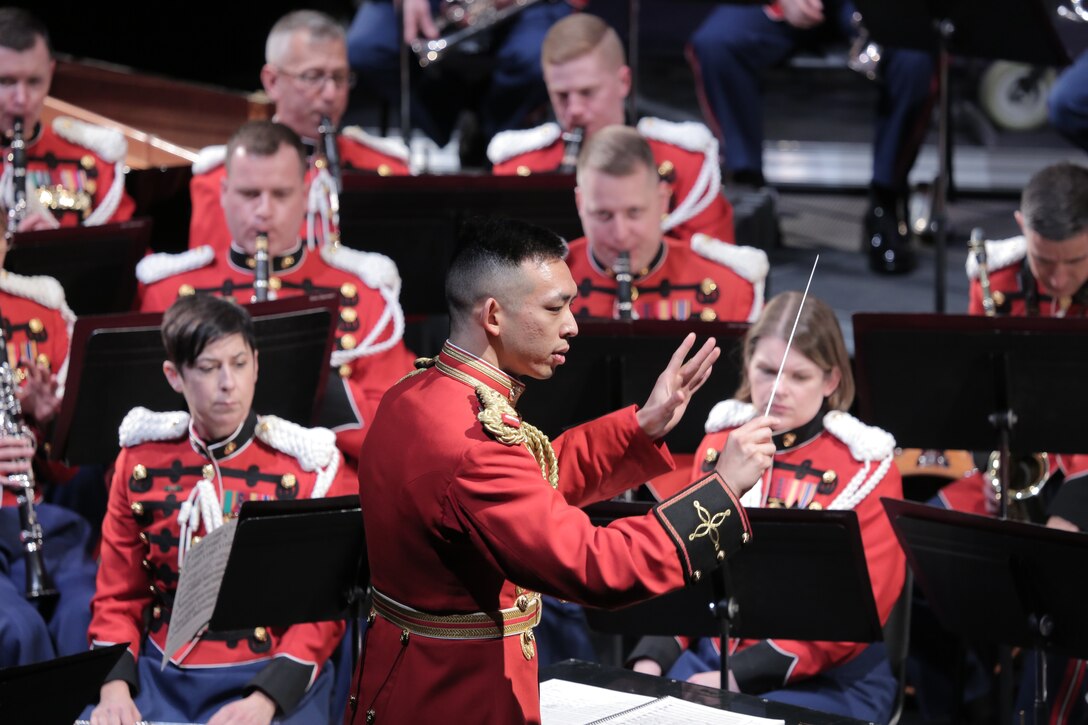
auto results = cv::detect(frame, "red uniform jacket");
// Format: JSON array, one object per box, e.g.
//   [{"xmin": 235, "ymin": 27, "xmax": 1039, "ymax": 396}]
[
  {"xmin": 565, "ymin": 234, "xmax": 767, "ymax": 322},
  {"xmin": 136, "ymin": 243, "xmax": 415, "ymax": 461},
  {"xmin": 2, "ymin": 117, "xmax": 135, "ymax": 227},
  {"xmin": 967, "ymin": 235, "xmax": 1088, "ymax": 318},
  {"xmin": 348, "ymin": 341, "xmax": 752, "ymax": 724},
  {"xmin": 89, "ymin": 409, "xmax": 355, "ymax": 712},
  {"xmin": 488, "ymin": 117, "xmax": 735, "ymax": 243},
  {"xmin": 188, "ymin": 127, "xmax": 410, "ymax": 252},
  {"xmin": 681, "ymin": 402, "xmax": 905, "ymax": 691},
  {"xmin": 0, "ymin": 272, "xmax": 74, "ymax": 508}
]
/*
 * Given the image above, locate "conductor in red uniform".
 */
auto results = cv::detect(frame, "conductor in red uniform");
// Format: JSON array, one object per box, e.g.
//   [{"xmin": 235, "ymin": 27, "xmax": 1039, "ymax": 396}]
[{"xmin": 347, "ymin": 216, "xmax": 780, "ymax": 724}]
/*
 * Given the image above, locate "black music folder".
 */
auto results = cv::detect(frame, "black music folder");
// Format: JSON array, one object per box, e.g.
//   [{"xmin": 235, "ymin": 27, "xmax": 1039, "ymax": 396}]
[
  {"xmin": 53, "ymin": 296, "xmax": 339, "ymax": 465},
  {"xmin": 7, "ymin": 218, "xmax": 150, "ymax": 315},
  {"xmin": 0, "ymin": 644, "xmax": 125, "ymax": 724},
  {"xmin": 517, "ymin": 320, "xmax": 748, "ymax": 454}
]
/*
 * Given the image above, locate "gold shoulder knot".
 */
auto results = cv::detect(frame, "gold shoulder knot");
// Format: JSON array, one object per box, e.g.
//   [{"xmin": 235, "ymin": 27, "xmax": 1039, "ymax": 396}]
[
  {"xmin": 396, "ymin": 356, "xmax": 439, "ymax": 385},
  {"xmin": 475, "ymin": 385, "xmax": 558, "ymax": 489}
]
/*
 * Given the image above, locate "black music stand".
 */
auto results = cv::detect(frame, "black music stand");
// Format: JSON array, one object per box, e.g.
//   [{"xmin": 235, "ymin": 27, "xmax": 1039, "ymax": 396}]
[
  {"xmin": 0, "ymin": 644, "xmax": 125, "ymax": 723},
  {"xmin": 126, "ymin": 166, "xmax": 194, "ymax": 255},
  {"xmin": 853, "ymin": 313, "xmax": 1088, "ymax": 518},
  {"xmin": 6, "ymin": 219, "xmax": 150, "ymax": 315},
  {"xmin": 337, "ymin": 173, "xmax": 580, "ymax": 315},
  {"xmin": 517, "ymin": 320, "xmax": 748, "ymax": 454},
  {"xmin": 208, "ymin": 495, "xmax": 367, "ymax": 630},
  {"xmin": 582, "ymin": 503, "xmax": 882, "ymax": 685},
  {"xmin": 853, "ymin": 0, "xmax": 1070, "ymax": 313},
  {"xmin": 52, "ymin": 296, "xmax": 339, "ymax": 465},
  {"xmin": 883, "ymin": 498, "xmax": 1088, "ymax": 725}
]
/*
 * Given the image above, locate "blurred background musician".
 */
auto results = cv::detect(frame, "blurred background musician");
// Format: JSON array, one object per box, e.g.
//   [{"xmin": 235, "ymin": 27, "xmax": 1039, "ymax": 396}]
[
  {"xmin": 488, "ymin": 13, "xmax": 735, "ymax": 244},
  {"xmin": 140, "ymin": 121, "xmax": 414, "ymax": 465},
  {"xmin": 189, "ymin": 10, "xmax": 411, "ymax": 254},
  {"xmin": 0, "ymin": 8, "xmax": 134, "ymax": 231}
]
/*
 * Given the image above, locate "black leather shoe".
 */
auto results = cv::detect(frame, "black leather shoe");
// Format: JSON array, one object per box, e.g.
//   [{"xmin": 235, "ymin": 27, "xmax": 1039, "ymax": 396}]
[{"xmin": 865, "ymin": 203, "xmax": 916, "ymax": 274}]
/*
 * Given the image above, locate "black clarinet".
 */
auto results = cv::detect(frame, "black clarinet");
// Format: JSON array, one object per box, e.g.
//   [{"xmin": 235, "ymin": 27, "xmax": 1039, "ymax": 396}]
[
  {"xmin": 613, "ymin": 251, "xmax": 633, "ymax": 321},
  {"xmin": 6, "ymin": 115, "xmax": 27, "ymax": 244},
  {"xmin": 318, "ymin": 115, "xmax": 342, "ymax": 193},
  {"xmin": 252, "ymin": 232, "xmax": 271, "ymax": 302},
  {"xmin": 557, "ymin": 126, "xmax": 584, "ymax": 174},
  {"xmin": 0, "ymin": 303, "xmax": 57, "ymax": 605}
]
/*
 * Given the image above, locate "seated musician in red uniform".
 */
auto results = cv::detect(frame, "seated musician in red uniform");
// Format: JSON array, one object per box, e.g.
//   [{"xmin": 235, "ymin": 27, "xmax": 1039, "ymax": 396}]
[
  {"xmin": 139, "ymin": 121, "xmax": 414, "ymax": 464},
  {"xmin": 628, "ymin": 291, "xmax": 905, "ymax": 724},
  {"xmin": 567, "ymin": 125, "xmax": 767, "ymax": 322},
  {"xmin": 189, "ymin": 10, "xmax": 410, "ymax": 252},
  {"xmin": 0, "ymin": 222, "xmax": 98, "ymax": 668},
  {"xmin": 0, "ymin": 8, "xmax": 134, "ymax": 231},
  {"xmin": 86, "ymin": 294, "xmax": 356, "ymax": 725},
  {"xmin": 346, "ymin": 216, "xmax": 778, "ymax": 725},
  {"xmin": 488, "ymin": 13, "xmax": 735, "ymax": 244},
  {"xmin": 939, "ymin": 161, "xmax": 1088, "ymax": 724}
]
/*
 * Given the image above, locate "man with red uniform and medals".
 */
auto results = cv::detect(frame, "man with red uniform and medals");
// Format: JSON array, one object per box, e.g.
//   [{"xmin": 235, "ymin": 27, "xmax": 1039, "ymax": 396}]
[
  {"xmin": 346, "ymin": 216, "xmax": 777, "ymax": 724},
  {"xmin": 488, "ymin": 14, "xmax": 735, "ymax": 245},
  {"xmin": 140, "ymin": 121, "xmax": 414, "ymax": 464},
  {"xmin": 568, "ymin": 125, "xmax": 766, "ymax": 323},
  {"xmin": 189, "ymin": 10, "xmax": 409, "ymax": 253},
  {"xmin": 629, "ymin": 293, "xmax": 903, "ymax": 724},
  {"xmin": 0, "ymin": 213, "xmax": 99, "ymax": 668},
  {"xmin": 0, "ymin": 9, "xmax": 134, "ymax": 232},
  {"xmin": 86, "ymin": 294, "xmax": 355, "ymax": 725},
  {"xmin": 940, "ymin": 162, "xmax": 1088, "ymax": 723}
]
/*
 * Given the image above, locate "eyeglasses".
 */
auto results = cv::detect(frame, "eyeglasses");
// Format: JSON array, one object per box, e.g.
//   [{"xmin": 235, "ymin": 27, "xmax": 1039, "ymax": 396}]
[{"xmin": 277, "ymin": 68, "xmax": 357, "ymax": 91}]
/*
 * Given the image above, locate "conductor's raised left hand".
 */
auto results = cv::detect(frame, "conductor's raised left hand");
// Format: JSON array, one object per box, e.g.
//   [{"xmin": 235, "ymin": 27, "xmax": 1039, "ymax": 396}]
[{"xmin": 636, "ymin": 333, "xmax": 720, "ymax": 441}]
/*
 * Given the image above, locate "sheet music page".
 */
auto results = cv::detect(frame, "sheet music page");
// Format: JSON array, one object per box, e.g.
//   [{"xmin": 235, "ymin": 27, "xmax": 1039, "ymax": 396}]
[
  {"xmin": 162, "ymin": 519, "xmax": 238, "ymax": 670},
  {"xmin": 540, "ymin": 679, "xmax": 656, "ymax": 725},
  {"xmin": 599, "ymin": 696, "xmax": 786, "ymax": 725}
]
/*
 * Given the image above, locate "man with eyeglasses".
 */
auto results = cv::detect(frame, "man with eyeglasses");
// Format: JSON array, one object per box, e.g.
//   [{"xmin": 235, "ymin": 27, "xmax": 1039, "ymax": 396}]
[
  {"xmin": 0, "ymin": 7, "xmax": 134, "ymax": 230},
  {"xmin": 189, "ymin": 10, "xmax": 410, "ymax": 253}
]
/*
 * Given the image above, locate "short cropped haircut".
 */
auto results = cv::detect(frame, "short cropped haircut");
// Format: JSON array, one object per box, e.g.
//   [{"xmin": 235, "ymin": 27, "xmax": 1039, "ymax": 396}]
[
  {"xmin": 1020, "ymin": 162, "xmax": 1088, "ymax": 242},
  {"xmin": 266, "ymin": 9, "xmax": 346, "ymax": 65},
  {"xmin": 446, "ymin": 216, "xmax": 569, "ymax": 328},
  {"xmin": 542, "ymin": 13, "xmax": 625, "ymax": 68},
  {"xmin": 224, "ymin": 120, "xmax": 307, "ymax": 177},
  {"xmin": 576, "ymin": 125, "xmax": 655, "ymax": 186},
  {"xmin": 162, "ymin": 295, "xmax": 257, "ymax": 369},
  {"xmin": 0, "ymin": 8, "xmax": 50, "ymax": 54},
  {"xmin": 735, "ymin": 291, "xmax": 854, "ymax": 412}
]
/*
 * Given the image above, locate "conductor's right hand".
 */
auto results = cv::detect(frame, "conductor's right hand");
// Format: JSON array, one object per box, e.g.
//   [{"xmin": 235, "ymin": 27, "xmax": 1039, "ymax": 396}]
[
  {"xmin": 715, "ymin": 415, "xmax": 778, "ymax": 497},
  {"xmin": 90, "ymin": 680, "xmax": 142, "ymax": 725},
  {"xmin": 399, "ymin": 0, "xmax": 439, "ymax": 43}
]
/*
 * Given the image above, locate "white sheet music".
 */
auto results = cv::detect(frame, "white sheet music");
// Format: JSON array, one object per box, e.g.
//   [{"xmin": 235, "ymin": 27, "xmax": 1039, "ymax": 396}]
[
  {"xmin": 540, "ymin": 679, "xmax": 785, "ymax": 725},
  {"xmin": 540, "ymin": 680, "xmax": 656, "ymax": 724},
  {"xmin": 162, "ymin": 519, "xmax": 238, "ymax": 669}
]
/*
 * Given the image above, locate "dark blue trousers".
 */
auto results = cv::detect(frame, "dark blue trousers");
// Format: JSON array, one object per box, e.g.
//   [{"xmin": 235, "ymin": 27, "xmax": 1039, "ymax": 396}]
[{"xmin": 1050, "ymin": 50, "xmax": 1088, "ymax": 152}]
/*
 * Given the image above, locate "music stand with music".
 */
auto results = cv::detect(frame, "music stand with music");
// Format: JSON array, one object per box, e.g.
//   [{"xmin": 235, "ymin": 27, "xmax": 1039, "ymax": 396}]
[
  {"xmin": 852, "ymin": 0, "xmax": 1071, "ymax": 313},
  {"xmin": 582, "ymin": 502, "xmax": 883, "ymax": 686},
  {"xmin": 883, "ymin": 498, "xmax": 1088, "ymax": 725},
  {"xmin": 52, "ymin": 296, "xmax": 340, "ymax": 466},
  {"xmin": 7, "ymin": 218, "xmax": 151, "ymax": 315}
]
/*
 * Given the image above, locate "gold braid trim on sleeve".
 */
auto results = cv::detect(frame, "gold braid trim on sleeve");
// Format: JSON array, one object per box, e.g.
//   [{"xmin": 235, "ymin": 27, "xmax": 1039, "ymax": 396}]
[
  {"xmin": 396, "ymin": 356, "xmax": 438, "ymax": 384},
  {"xmin": 476, "ymin": 386, "xmax": 558, "ymax": 489}
]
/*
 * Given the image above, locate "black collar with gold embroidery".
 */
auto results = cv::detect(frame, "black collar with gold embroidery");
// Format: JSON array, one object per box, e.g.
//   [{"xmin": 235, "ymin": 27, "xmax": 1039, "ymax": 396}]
[
  {"xmin": 773, "ymin": 410, "xmax": 825, "ymax": 452},
  {"xmin": 1020, "ymin": 263, "xmax": 1088, "ymax": 317},
  {"xmin": 228, "ymin": 242, "xmax": 306, "ymax": 274},
  {"xmin": 589, "ymin": 242, "xmax": 666, "ymax": 281},
  {"xmin": 189, "ymin": 411, "xmax": 258, "ymax": 462}
]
